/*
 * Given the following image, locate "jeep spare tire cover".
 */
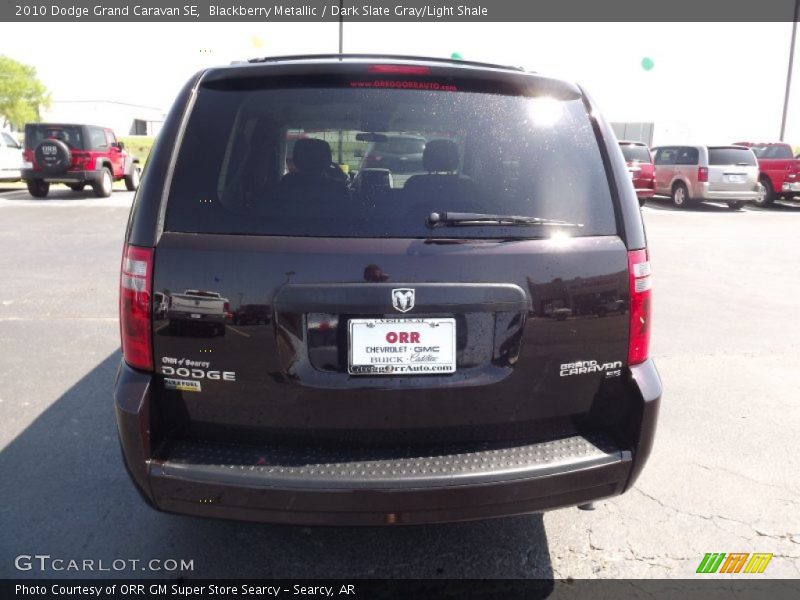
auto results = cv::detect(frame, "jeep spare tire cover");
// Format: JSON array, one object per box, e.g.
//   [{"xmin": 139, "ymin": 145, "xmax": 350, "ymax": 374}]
[{"xmin": 34, "ymin": 139, "xmax": 72, "ymax": 175}]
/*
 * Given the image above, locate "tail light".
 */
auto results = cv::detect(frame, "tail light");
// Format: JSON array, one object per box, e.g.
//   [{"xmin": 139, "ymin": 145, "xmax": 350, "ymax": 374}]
[
  {"xmin": 223, "ymin": 301, "xmax": 231, "ymax": 319},
  {"xmin": 120, "ymin": 244, "xmax": 154, "ymax": 371},
  {"xmin": 697, "ymin": 167, "xmax": 708, "ymax": 182},
  {"xmin": 628, "ymin": 249, "xmax": 652, "ymax": 365},
  {"xmin": 71, "ymin": 152, "xmax": 92, "ymax": 171}
]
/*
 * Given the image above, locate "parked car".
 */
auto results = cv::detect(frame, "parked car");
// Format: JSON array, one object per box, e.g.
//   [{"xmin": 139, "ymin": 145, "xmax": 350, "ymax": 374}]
[
  {"xmin": 594, "ymin": 298, "xmax": 627, "ymax": 317},
  {"xmin": 358, "ymin": 134, "xmax": 427, "ymax": 186},
  {"xmin": 652, "ymin": 145, "xmax": 760, "ymax": 209},
  {"xmin": 618, "ymin": 140, "xmax": 655, "ymax": 206},
  {"xmin": 115, "ymin": 54, "xmax": 661, "ymax": 525},
  {"xmin": 232, "ymin": 304, "xmax": 270, "ymax": 326},
  {"xmin": 0, "ymin": 129, "xmax": 23, "ymax": 182},
  {"xmin": 167, "ymin": 290, "xmax": 230, "ymax": 336},
  {"xmin": 732, "ymin": 142, "xmax": 800, "ymax": 206},
  {"xmin": 21, "ymin": 123, "xmax": 141, "ymax": 198}
]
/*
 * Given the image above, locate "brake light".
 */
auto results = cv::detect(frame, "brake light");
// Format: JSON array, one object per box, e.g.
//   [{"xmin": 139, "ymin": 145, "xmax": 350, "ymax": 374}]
[
  {"xmin": 368, "ymin": 64, "xmax": 431, "ymax": 75},
  {"xmin": 697, "ymin": 167, "xmax": 708, "ymax": 182},
  {"xmin": 120, "ymin": 244, "xmax": 154, "ymax": 371},
  {"xmin": 71, "ymin": 152, "xmax": 92, "ymax": 170},
  {"xmin": 628, "ymin": 249, "xmax": 652, "ymax": 365}
]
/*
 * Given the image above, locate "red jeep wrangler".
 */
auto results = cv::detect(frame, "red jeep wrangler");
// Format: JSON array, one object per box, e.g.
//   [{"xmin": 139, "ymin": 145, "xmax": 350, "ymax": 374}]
[{"xmin": 22, "ymin": 123, "xmax": 141, "ymax": 198}]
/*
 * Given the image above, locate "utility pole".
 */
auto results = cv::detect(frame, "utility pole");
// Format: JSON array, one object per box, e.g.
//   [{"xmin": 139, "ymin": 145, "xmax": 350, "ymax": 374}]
[
  {"xmin": 780, "ymin": 0, "xmax": 799, "ymax": 141},
  {"xmin": 338, "ymin": 0, "xmax": 344, "ymax": 165},
  {"xmin": 338, "ymin": 0, "xmax": 344, "ymax": 56}
]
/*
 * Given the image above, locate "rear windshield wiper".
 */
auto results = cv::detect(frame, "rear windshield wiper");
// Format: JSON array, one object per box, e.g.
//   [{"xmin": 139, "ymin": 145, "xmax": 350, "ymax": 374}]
[{"xmin": 427, "ymin": 211, "xmax": 584, "ymax": 229}]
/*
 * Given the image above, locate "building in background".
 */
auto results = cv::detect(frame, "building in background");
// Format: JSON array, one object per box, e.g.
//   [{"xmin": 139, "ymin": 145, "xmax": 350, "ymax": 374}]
[
  {"xmin": 611, "ymin": 121, "xmax": 693, "ymax": 146},
  {"xmin": 41, "ymin": 100, "xmax": 165, "ymax": 136}
]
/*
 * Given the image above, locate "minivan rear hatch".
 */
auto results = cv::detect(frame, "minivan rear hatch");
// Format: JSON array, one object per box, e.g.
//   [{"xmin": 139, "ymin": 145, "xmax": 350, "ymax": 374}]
[{"xmin": 150, "ymin": 62, "xmax": 632, "ymax": 446}]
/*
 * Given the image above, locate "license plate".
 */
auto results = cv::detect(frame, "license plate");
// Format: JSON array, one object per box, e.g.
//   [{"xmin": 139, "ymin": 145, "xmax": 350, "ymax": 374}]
[
  {"xmin": 190, "ymin": 313, "xmax": 201, "ymax": 319},
  {"xmin": 348, "ymin": 318, "xmax": 456, "ymax": 375},
  {"xmin": 725, "ymin": 174, "xmax": 746, "ymax": 183}
]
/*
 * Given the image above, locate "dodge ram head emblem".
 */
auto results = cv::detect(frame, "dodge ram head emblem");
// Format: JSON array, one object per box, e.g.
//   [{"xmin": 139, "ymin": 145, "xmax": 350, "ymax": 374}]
[{"xmin": 391, "ymin": 288, "xmax": 415, "ymax": 313}]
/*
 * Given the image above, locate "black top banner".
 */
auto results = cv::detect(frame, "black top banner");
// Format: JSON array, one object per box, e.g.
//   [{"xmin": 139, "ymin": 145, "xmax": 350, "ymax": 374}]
[{"xmin": 2, "ymin": 0, "xmax": 800, "ymax": 22}]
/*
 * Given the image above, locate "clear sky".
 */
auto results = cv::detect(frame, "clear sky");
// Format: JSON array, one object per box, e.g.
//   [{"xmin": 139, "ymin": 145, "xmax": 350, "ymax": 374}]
[{"xmin": 1, "ymin": 21, "xmax": 797, "ymax": 144}]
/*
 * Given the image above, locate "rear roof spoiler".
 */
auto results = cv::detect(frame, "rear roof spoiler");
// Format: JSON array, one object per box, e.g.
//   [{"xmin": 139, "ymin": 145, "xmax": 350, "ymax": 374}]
[{"xmin": 241, "ymin": 53, "xmax": 527, "ymax": 72}]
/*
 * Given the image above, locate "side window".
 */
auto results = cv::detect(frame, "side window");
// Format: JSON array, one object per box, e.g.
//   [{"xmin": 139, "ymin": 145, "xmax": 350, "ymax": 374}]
[
  {"xmin": 105, "ymin": 130, "xmax": 117, "ymax": 146},
  {"xmin": 676, "ymin": 147, "xmax": 699, "ymax": 165},
  {"xmin": 765, "ymin": 145, "xmax": 792, "ymax": 159},
  {"xmin": 655, "ymin": 148, "xmax": 676, "ymax": 165},
  {"xmin": 89, "ymin": 127, "xmax": 107, "ymax": 150},
  {"xmin": 2, "ymin": 133, "xmax": 19, "ymax": 148}
]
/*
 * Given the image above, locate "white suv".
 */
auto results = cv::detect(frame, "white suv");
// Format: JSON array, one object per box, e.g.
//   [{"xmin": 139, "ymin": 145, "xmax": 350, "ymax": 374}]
[{"xmin": 0, "ymin": 130, "xmax": 23, "ymax": 182}]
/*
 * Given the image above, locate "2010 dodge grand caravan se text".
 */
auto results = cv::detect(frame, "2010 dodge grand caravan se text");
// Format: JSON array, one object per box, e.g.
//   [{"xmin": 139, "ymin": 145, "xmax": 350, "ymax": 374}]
[{"xmin": 115, "ymin": 55, "xmax": 662, "ymax": 525}]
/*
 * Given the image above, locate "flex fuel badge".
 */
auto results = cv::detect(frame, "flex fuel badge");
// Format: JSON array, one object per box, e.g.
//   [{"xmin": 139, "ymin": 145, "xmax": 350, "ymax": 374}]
[{"xmin": 164, "ymin": 378, "xmax": 202, "ymax": 392}]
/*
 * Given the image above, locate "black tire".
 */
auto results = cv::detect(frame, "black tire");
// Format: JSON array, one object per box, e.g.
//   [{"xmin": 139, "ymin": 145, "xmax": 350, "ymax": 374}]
[
  {"xmin": 92, "ymin": 168, "xmax": 113, "ymax": 198},
  {"xmin": 756, "ymin": 176, "xmax": 775, "ymax": 207},
  {"xmin": 26, "ymin": 179, "xmax": 50, "ymax": 198},
  {"xmin": 727, "ymin": 201, "xmax": 743, "ymax": 210},
  {"xmin": 124, "ymin": 164, "xmax": 141, "ymax": 191},
  {"xmin": 34, "ymin": 139, "xmax": 71, "ymax": 175},
  {"xmin": 671, "ymin": 182, "xmax": 689, "ymax": 208},
  {"xmin": 638, "ymin": 197, "xmax": 646, "ymax": 207},
  {"xmin": 68, "ymin": 183, "xmax": 85, "ymax": 192}
]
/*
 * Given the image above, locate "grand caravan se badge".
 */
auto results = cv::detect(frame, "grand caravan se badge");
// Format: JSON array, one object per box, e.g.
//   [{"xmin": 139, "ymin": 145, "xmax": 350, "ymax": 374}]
[{"xmin": 392, "ymin": 288, "xmax": 415, "ymax": 313}]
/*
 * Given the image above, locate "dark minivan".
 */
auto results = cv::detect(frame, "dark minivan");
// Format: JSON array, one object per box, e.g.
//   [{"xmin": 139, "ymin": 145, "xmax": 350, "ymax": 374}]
[{"xmin": 116, "ymin": 55, "xmax": 661, "ymax": 525}]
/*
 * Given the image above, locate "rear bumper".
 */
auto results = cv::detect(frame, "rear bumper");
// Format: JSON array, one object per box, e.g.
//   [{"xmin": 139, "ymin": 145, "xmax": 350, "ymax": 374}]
[
  {"xmin": 21, "ymin": 168, "xmax": 104, "ymax": 183},
  {"xmin": 167, "ymin": 310, "xmax": 226, "ymax": 323},
  {"xmin": 694, "ymin": 184, "xmax": 761, "ymax": 202},
  {"xmin": 0, "ymin": 168, "xmax": 21, "ymax": 181},
  {"xmin": 782, "ymin": 181, "xmax": 800, "ymax": 193},
  {"xmin": 114, "ymin": 359, "xmax": 662, "ymax": 525}
]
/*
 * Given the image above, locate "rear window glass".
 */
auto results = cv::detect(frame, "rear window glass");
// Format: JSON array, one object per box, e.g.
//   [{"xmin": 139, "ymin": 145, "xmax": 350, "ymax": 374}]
[
  {"xmin": 373, "ymin": 137, "xmax": 426, "ymax": 155},
  {"xmin": 709, "ymin": 148, "xmax": 757, "ymax": 166},
  {"xmin": 165, "ymin": 82, "xmax": 617, "ymax": 239},
  {"xmin": 619, "ymin": 144, "xmax": 651, "ymax": 163},
  {"xmin": 751, "ymin": 145, "xmax": 792, "ymax": 159},
  {"xmin": 25, "ymin": 125, "xmax": 84, "ymax": 150}
]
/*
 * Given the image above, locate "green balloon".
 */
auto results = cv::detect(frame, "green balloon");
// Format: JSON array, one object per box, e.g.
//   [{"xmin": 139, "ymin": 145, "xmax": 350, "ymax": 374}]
[
  {"xmin": 641, "ymin": 57, "xmax": 654, "ymax": 71},
  {"xmin": 451, "ymin": 52, "xmax": 463, "ymax": 60}
]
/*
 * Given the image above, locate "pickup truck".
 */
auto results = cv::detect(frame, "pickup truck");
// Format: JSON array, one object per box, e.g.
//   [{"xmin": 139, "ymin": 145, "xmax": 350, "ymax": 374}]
[
  {"xmin": 733, "ymin": 142, "xmax": 800, "ymax": 206},
  {"xmin": 167, "ymin": 290, "xmax": 229, "ymax": 336}
]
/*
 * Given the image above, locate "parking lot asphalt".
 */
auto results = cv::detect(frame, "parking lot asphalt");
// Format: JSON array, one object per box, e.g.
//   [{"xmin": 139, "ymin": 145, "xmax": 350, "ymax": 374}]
[{"xmin": 1, "ymin": 188, "xmax": 798, "ymax": 579}]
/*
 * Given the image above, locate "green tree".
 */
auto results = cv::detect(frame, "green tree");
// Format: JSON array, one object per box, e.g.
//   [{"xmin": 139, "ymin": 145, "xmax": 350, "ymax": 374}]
[{"xmin": 0, "ymin": 55, "xmax": 50, "ymax": 129}]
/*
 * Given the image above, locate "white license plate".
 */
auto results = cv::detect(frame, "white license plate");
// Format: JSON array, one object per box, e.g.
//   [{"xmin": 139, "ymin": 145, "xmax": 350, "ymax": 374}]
[
  {"xmin": 348, "ymin": 318, "xmax": 456, "ymax": 375},
  {"xmin": 190, "ymin": 313, "xmax": 201, "ymax": 319},
  {"xmin": 725, "ymin": 174, "xmax": 746, "ymax": 183}
]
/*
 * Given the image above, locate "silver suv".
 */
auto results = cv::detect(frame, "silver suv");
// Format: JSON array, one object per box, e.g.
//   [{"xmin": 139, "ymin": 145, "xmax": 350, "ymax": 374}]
[{"xmin": 652, "ymin": 145, "xmax": 760, "ymax": 209}]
